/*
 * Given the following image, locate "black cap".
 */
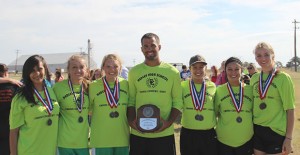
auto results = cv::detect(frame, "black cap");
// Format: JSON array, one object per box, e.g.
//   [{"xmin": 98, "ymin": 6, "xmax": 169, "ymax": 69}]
[{"xmin": 189, "ymin": 55, "xmax": 207, "ymax": 66}]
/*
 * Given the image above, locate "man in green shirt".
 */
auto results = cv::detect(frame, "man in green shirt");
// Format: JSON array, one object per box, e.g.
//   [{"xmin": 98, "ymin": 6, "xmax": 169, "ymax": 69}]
[{"xmin": 127, "ymin": 33, "xmax": 183, "ymax": 155}]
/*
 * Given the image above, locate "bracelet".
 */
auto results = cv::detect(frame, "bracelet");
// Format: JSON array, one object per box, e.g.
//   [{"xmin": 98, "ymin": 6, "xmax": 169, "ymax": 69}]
[{"xmin": 285, "ymin": 137, "xmax": 292, "ymax": 140}]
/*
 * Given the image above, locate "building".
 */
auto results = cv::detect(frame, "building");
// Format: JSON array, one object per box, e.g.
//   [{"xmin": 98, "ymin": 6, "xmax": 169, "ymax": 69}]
[{"xmin": 8, "ymin": 52, "xmax": 97, "ymax": 73}]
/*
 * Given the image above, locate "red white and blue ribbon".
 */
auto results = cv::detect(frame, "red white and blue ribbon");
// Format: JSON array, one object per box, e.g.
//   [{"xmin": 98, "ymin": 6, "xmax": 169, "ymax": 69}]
[
  {"xmin": 189, "ymin": 80, "xmax": 206, "ymax": 111},
  {"xmin": 102, "ymin": 77, "xmax": 120, "ymax": 108},
  {"xmin": 227, "ymin": 82, "xmax": 244, "ymax": 113},
  {"xmin": 68, "ymin": 79, "xmax": 84, "ymax": 113},
  {"xmin": 259, "ymin": 68, "xmax": 277, "ymax": 100},
  {"xmin": 33, "ymin": 85, "xmax": 53, "ymax": 115}
]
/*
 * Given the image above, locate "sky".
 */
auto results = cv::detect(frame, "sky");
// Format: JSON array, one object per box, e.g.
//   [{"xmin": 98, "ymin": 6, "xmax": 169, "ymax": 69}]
[{"xmin": 1, "ymin": 0, "xmax": 300, "ymax": 68}]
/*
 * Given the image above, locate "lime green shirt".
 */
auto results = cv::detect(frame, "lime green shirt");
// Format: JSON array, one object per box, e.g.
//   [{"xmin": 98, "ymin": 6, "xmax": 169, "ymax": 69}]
[
  {"xmin": 53, "ymin": 80, "xmax": 90, "ymax": 148},
  {"xmin": 181, "ymin": 80, "xmax": 216, "ymax": 130},
  {"xmin": 215, "ymin": 83, "xmax": 253, "ymax": 147},
  {"xmin": 89, "ymin": 77, "xmax": 129, "ymax": 148},
  {"xmin": 128, "ymin": 62, "xmax": 183, "ymax": 138},
  {"xmin": 250, "ymin": 71, "xmax": 295, "ymax": 136},
  {"xmin": 9, "ymin": 88, "xmax": 59, "ymax": 155}
]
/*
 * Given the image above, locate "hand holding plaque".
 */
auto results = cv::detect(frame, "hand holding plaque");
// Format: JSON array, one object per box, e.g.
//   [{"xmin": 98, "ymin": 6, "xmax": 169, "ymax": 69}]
[{"xmin": 137, "ymin": 104, "xmax": 160, "ymax": 132}]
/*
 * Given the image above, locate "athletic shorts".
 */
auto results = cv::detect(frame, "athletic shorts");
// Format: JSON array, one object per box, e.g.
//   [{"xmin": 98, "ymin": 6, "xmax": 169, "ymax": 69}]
[
  {"xmin": 129, "ymin": 134, "xmax": 176, "ymax": 155},
  {"xmin": 217, "ymin": 138, "xmax": 253, "ymax": 155},
  {"xmin": 180, "ymin": 127, "xmax": 217, "ymax": 155},
  {"xmin": 91, "ymin": 147, "xmax": 129, "ymax": 155},
  {"xmin": 253, "ymin": 124, "xmax": 285, "ymax": 154},
  {"xmin": 57, "ymin": 147, "xmax": 89, "ymax": 155}
]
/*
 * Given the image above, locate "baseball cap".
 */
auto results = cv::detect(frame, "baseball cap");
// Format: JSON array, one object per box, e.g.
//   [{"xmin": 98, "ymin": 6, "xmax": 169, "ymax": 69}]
[
  {"xmin": 0, "ymin": 63, "xmax": 8, "ymax": 72},
  {"xmin": 189, "ymin": 55, "xmax": 207, "ymax": 66}
]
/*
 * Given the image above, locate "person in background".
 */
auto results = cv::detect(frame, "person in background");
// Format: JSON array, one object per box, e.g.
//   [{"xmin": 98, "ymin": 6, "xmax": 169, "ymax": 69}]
[
  {"xmin": 215, "ymin": 61, "xmax": 227, "ymax": 86},
  {"xmin": 180, "ymin": 65, "xmax": 191, "ymax": 81},
  {"xmin": 210, "ymin": 65, "xmax": 218, "ymax": 83},
  {"xmin": 250, "ymin": 42, "xmax": 295, "ymax": 155},
  {"xmin": 215, "ymin": 57, "xmax": 253, "ymax": 155},
  {"xmin": 120, "ymin": 66, "xmax": 129, "ymax": 80},
  {"xmin": 0, "ymin": 63, "xmax": 19, "ymax": 155},
  {"xmin": 53, "ymin": 55, "xmax": 90, "ymax": 155},
  {"xmin": 247, "ymin": 63, "xmax": 258, "ymax": 78},
  {"xmin": 89, "ymin": 54, "xmax": 129, "ymax": 155},
  {"xmin": 180, "ymin": 55, "xmax": 218, "ymax": 155},
  {"xmin": 9, "ymin": 55, "xmax": 59, "ymax": 155},
  {"xmin": 55, "ymin": 70, "xmax": 64, "ymax": 83},
  {"xmin": 91, "ymin": 68, "xmax": 104, "ymax": 81},
  {"xmin": 127, "ymin": 33, "xmax": 182, "ymax": 155}
]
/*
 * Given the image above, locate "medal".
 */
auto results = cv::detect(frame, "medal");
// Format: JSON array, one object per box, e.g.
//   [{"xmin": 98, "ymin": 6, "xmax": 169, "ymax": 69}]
[
  {"xmin": 114, "ymin": 111, "xmax": 119, "ymax": 118},
  {"xmin": 47, "ymin": 119, "xmax": 52, "ymax": 126},
  {"xmin": 258, "ymin": 68, "xmax": 277, "ymax": 99},
  {"xmin": 236, "ymin": 116, "xmax": 242, "ymax": 123},
  {"xmin": 195, "ymin": 114, "xmax": 204, "ymax": 121},
  {"xmin": 33, "ymin": 82, "xmax": 53, "ymax": 115},
  {"xmin": 259, "ymin": 102, "xmax": 267, "ymax": 110},
  {"xmin": 189, "ymin": 80, "xmax": 206, "ymax": 111},
  {"xmin": 78, "ymin": 116, "xmax": 83, "ymax": 123},
  {"xmin": 110, "ymin": 112, "xmax": 115, "ymax": 118},
  {"xmin": 102, "ymin": 77, "xmax": 120, "ymax": 108},
  {"xmin": 227, "ymin": 82, "xmax": 244, "ymax": 113},
  {"xmin": 68, "ymin": 79, "xmax": 84, "ymax": 113}
]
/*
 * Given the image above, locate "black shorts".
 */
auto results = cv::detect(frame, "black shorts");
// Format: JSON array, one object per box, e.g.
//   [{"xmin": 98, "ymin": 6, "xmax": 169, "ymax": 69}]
[
  {"xmin": 129, "ymin": 134, "xmax": 176, "ymax": 155},
  {"xmin": 180, "ymin": 127, "xmax": 217, "ymax": 155},
  {"xmin": 253, "ymin": 124, "xmax": 285, "ymax": 154},
  {"xmin": 217, "ymin": 138, "xmax": 253, "ymax": 155}
]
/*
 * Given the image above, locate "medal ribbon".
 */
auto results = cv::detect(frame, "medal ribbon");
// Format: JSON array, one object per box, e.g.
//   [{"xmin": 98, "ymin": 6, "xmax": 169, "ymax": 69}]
[
  {"xmin": 33, "ymin": 84, "xmax": 53, "ymax": 115},
  {"xmin": 102, "ymin": 77, "xmax": 120, "ymax": 108},
  {"xmin": 258, "ymin": 68, "xmax": 276, "ymax": 99},
  {"xmin": 227, "ymin": 82, "xmax": 244, "ymax": 113},
  {"xmin": 189, "ymin": 80, "xmax": 206, "ymax": 111},
  {"xmin": 68, "ymin": 79, "xmax": 84, "ymax": 113}
]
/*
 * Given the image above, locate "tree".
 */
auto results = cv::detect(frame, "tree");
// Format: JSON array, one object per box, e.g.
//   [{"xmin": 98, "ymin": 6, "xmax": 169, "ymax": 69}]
[{"xmin": 286, "ymin": 56, "xmax": 300, "ymax": 67}]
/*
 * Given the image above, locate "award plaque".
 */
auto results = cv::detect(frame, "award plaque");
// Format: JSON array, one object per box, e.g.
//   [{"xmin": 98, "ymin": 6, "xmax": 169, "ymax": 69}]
[{"xmin": 137, "ymin": 104, "xmax": 160, "ymax": 132}]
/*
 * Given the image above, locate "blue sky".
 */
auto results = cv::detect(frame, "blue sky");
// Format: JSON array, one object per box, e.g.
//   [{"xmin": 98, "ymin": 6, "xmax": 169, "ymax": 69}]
[{"xmin": 0, "ymin": 0, "xmax": 299, "ymax": 68}]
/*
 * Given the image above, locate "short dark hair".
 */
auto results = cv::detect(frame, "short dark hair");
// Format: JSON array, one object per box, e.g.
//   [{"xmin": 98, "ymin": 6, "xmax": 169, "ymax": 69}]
[
  {"xmin": 0, "ymin": 63, "xmax": 8, "ymax": 77},
  {"xmin": 141, "ymin": 33, "xmax": 160, "ymax": 45}
]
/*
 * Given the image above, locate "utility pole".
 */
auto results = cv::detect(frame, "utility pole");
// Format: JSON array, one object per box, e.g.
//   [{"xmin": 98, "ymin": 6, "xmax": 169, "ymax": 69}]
[
  {"xmin": 15, "ymin": 50, "xmax": 19, "ymax": 73},
  {"xmin": 293, "ymin": 19, "xmax": 299, "ymax": 72},
  {"xmin": 88, "ymin": 39, "xmax": 91, "ymax": 69}
]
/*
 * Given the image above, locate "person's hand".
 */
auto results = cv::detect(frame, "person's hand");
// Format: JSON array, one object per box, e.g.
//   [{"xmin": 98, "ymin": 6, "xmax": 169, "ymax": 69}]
[
  {"xmin": 155, "ymin": 118, "xmax": 172, "ymax": 133},
  {"xmin": 10, "ymin": 79, "xmax": 23, "ymax": 87},
  {"xmin": 128, "ymin": 119, "xmax": 143, "ymax": 133},
  {"xmin": 282, "ymin": 138, "xmax": 293, "ymax": 155}
]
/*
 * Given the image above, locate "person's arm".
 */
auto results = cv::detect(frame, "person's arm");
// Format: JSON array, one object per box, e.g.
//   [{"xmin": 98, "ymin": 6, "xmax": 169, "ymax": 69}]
[
  {"xmin": 10, "ymin": 127, "xmax": 20, "ymax": 155},
  {"xmin": 156, "ymin": 108, "xmax": 181, "ymax": 132},
  {"xmin": 0, "ymin": 78, "xmax": 23, "ymax": 87},
  {"xmin": 282, "ymin": 109, "xmax": 294, "ymax": 155}
]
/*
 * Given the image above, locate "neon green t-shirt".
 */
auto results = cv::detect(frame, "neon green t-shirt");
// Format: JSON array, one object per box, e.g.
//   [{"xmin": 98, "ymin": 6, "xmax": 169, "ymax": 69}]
[
  {"xmin": 9, "ymin": 88, "xmax": 59, "ymax": 155},
  {"xmin": 89, "ymin": 77, "xmax": 129, "ymax": 148},
  {"xmin": 215, "ymin": 83, "xmax": 253, "ymax": 147},
  {"xmin": 128, "ymin": 62, "xmax": 183, "ymax": 138},
  {"xmin": 53, "ymin": 80, "xmax": 90, "ymax": 148},
  {"xmin": 250, "ymin": 71, "xmax": 295, "ymax": 136},
  {"xmin": 181, "ymin": 80, "xmax": 216, "ymax": 130}
]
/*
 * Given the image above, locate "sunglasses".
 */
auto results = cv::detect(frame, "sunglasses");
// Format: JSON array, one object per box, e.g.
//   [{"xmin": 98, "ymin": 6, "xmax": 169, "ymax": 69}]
[{"xmin": 247, "ymin": 67, "xmax": 253, "ymax": 70}]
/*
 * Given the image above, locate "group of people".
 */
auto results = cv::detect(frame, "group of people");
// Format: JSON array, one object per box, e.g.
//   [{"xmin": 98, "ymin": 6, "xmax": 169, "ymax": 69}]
[{"xmin": 0, "ymin": 32, "xmax": 295, "ymax": 155}]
